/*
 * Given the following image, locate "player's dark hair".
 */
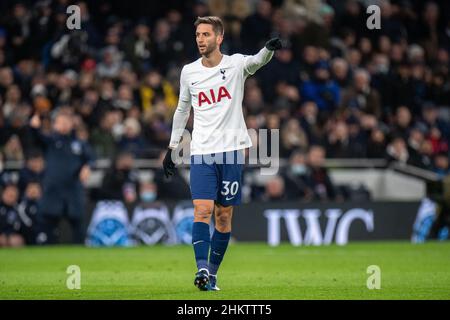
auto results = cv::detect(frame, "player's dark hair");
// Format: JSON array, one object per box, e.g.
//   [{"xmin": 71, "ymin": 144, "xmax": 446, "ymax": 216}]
[{"xmin": 194, "ymin": 16, "xmax": 224, "ymax": 36}]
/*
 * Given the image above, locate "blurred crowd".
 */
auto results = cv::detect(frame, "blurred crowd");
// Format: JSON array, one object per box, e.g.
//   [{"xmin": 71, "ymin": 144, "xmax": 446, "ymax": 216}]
[{"xmin": 1, "ymin": 0, "xmax": 450, "ymax": 245}]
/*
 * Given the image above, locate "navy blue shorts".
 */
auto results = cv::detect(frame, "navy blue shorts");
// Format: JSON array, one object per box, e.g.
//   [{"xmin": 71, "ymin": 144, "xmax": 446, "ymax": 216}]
[{"xmin": 190, "ymin": 150, "xmax": 244, "ymax": 206}]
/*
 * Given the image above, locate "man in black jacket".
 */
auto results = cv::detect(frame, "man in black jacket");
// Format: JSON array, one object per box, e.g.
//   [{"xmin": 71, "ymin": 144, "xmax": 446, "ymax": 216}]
[
  {"xmin": 98, "ymin": 151, "xmax": 139, "ymax": 204},
  {"xmin": 305, "ymin": 145, "xmax": 338, "ymax": 201},
  {"xmin": 30, "ymin": 109, "xmax": 94, "ymax": 244}
]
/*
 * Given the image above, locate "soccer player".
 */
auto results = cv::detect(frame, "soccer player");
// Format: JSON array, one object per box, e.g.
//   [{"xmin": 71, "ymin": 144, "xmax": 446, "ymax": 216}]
[{"xmin": 163, "ymin": 16, "xmax": 281, "ymax": 291}]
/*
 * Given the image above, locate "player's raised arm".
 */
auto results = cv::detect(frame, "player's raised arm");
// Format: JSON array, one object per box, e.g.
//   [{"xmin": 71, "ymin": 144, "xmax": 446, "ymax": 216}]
[
  {"xmin": 243, "ymin": 37, "xmax": 282, "ymax": 76},
  {"xmin": 163, "ymin": 67, "xmax": 192, "ymax": 178}
]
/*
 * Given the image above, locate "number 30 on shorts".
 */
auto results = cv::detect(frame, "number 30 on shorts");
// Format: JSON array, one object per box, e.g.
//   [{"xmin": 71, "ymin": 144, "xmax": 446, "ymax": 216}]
[{"xmin": 221, "ymin": 181, "xmax": 239, "ymax": 196}]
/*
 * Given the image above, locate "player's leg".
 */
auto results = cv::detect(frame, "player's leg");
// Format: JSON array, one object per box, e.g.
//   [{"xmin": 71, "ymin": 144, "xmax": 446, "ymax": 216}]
[
  {"xmin": 208, "ymin": 203, "xmax": 233, "ymax": 290},
  {"xmin": 208, "ymin": 150, "xmax": 244, "ymax": 290},
  {"xmin": 192, "ymin": 199, "xmax": 214, "ymax": 290},
  {"xmin": 190, "ymin": 153, "xmax": 219, "ymax": 290},
  {"xmin": 193, "ymin": 199, "xmax": 214, "ymax": 271}
]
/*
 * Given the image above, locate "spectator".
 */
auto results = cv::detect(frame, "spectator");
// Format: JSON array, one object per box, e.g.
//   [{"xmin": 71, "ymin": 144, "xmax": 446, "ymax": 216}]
[
  {"xmin": 298, "ymin": 101, "xmax": 323, "ymax": 145},
  {"xmin": 426, "ymin": 70, "xmax": 450, "ymax": 107},
  {"xmin": 433, "ymin": 152, "xmax": 450, "ymax": 179},
  {"xmin": 370, "ymin": 53, "xmax": 394, "ymax": 112},
  {"xmin": 391, "ymin": 62, "xmax": 416, "ymax": 110},
  {"xmin": 142, "ymin": 112, "xmax": 171, "ymax": 151},
  {"xmin": 0, "ymin": 67, "xmax": 14, "ymax": 98},
  {"xmin": 366, "ymin": 127, "xmax": 387, "ymax": 159},
  {"xmin": 264, "ymin": 113, "xmax": 281, "ymax": 157},
  {"xmin": 18, "ymin": 150, "xmax": 44, "ymax": 195},
  {"xmin": 407, "ymin": 127, "xmax": 431, "ymax": 169},
  {"xmin": 18, "ymin": 180, "xmax": 41, "ymax": 245},
  {"xmin": 2, "ymin": 134, "xmax": 24, "ymax": 162},
  {"xmin": 96, "ymin": 45, "xmax": 124, "ymax": 79},
  {"xmin": 139, "ymin": 70, "xmax": 178, "ymax": 116},
  {"xmin": 386, "ymin": 136, "xmax": 410, "ymax": 164},
  {"xmin": 138, "ymin": 180, "xmax": 159, "ymax": 207},
  {"xmin": 29, "ymin": 109, "xmax": 94, "ymax": 244},
  {"xmin": 338, "ymin": 0, "xmax": 366, "ymax": 39},
  {"xmin": 151, "ymin": 18, "xmax": 178, "ymax": 75},
  {"xmin": 98, "ymin": 151, "xmax": 140, "ymax": 204},
  {"xmin": 416, "ymin": 1, "xmax": 441, "ymax": 60},
  {"xmin": 1, "ymin": 102, "xmax": 35, "ymax": 152},
  {"xmin": 123, "ymin": 20, "xmax": 152, "ymax": 74},
  {"xmin": 426, "ymin": 126, "xmax": 449, "ymax": 156},
  {"xmin": 4, "ymin": 3, "xmax": 32, "ymax": 62},
  {"xmin": 301, "ymin": 60, "xmax": 341, "ymax": 114},
  {"xmin": 261, "ymin": 175, "xmax": 287, "ymax": 202},
  {"xmin": 240, "ymin": 0, "xmax": 273, "ymax": 54},
  {"xmin": 281, "ymin": 150, "xmax": 313, "ymax": 201},
  {"xmin": 50, "ymin": 30, "xmax": 91, "ymax": 71},
  {"xmin": 299, "ymin": 46, "xmax": 320, "ymax": 81},
  {"xmin": 258, "ymin": 43, "xmax": 301, "ymax": 103},
  {"xmin": 280, "ymin": 118, "xmax": 308, "ymax": 158},
  {"xmin": 331, "ymin": 57, "xmax": 351, "ymax": 89},
  {"xmin": 273, "ymin": 81, "xmax": 301, "ymax": 115},
  {"xmin": 243, "ymin": 85, "xmax": 266, "ymax": 116},
  {"xmin": 112, "ymin": 84, "xmax": 135, "ymax": 111},
  {"xmin": 326, "ymin": 120, "xmax": 365, "ymax": 158},
  {"xmin": 2, "ymin": 85, "xmax": 22, "ymax": 119},
  {"xmin": 118, "ymin": 118, "xmax": 146, "ymax": 157},
  {"xmin": 305, "ymin": 145, "xmax": 338, "ymax": 201},
  {"xmin": 418, "ymin": 102, "xmax": 450, "ymax": 141},
  {"xmin": 89, "ymin": 111, "xmax": 118, "ymax": 159},
  {"xmin": 391, "ymin": 106, "xmax": 414, "ymax": 141},
  {"xmin": 340, "ymin": 68, "xmax": 382, "ymax": 118},
  {"xmin": 52, "ymin": 69, "xmax": 78, "ymax": 106},
  {"xmin": 0, "ymin": 183, "xmax": 24, "ymax": 247},
  {"xmin": 418, "ymin": 139, "xmax": 435, "ymax": 169},
  {"xmin": 153, "ymin": 150, "xmax": 191, "ymax": 201}
]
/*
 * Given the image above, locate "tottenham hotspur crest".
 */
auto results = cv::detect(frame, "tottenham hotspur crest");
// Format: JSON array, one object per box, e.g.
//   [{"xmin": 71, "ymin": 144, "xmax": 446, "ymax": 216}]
[{"xmin": 220, "ymin": 68, "xmax": 226, "ymax": 80}]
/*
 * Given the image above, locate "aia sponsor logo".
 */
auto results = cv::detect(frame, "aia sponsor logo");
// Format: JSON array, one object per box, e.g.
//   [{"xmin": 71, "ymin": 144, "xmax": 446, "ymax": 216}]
[{"xmin": 198, "ymin": 86, "xmax": 231, "ymax": 107}]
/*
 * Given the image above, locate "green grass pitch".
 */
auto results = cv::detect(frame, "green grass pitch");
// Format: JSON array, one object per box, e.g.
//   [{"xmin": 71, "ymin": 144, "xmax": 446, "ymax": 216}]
[{"xmin": 1, "ymin": 242, "xmax": 449, "ymax": 300}]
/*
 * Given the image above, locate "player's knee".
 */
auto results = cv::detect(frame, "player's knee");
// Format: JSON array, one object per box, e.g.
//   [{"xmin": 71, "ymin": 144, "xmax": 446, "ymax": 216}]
[
  {"xmin": 194, "ymin": 203, "xmax": 214, "ymax": 221},
  {"xmin": 215, "ymin": 206, "xmax": 233, "ymax": 230},
  {"xmin": 215, "ymin": 214, "xmax": 231, "ymax": 228}
]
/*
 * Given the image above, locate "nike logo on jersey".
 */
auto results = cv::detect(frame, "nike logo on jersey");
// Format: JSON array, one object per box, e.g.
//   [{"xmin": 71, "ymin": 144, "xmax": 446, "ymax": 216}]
[
  {"xmin": 191, "ymin": 81, "xmax": 199, "ymax": 85},
  {"xmin": 225, "ymin": 196, "xmax": 235, "ymax": 201},
  {"xmin": 198, "ymin": 86, "xmax": 232, "ymax": 107}
]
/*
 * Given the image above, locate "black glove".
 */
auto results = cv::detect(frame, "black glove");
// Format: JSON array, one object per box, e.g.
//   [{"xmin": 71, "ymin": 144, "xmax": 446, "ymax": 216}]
[
  {"xmin": 163, "ymin": 148, "xmax": 176, "ymax": 178},
  {"xmin": 265, "ymin": 38, "xmax": 282, "ymax": 51}
]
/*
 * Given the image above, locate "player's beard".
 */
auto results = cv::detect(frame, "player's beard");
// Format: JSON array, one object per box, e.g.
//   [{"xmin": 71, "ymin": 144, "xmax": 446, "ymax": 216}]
[{"xmin": 199, "ymin": 41, "xmax": 217, "ymax": 57}]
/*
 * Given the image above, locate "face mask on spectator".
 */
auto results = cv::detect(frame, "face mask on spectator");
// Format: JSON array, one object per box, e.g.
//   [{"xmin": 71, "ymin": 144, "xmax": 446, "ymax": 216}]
[
  {"xmin": 376, "ymin": 64, "xmax": 389, "ymax": 74},
  {"xmin": 141, "ymin": 191, "xmax": 156, "ymax": 203},
  {"xmin": 291, "ymin": 164, "xmax": 307, "ymax": 175}
]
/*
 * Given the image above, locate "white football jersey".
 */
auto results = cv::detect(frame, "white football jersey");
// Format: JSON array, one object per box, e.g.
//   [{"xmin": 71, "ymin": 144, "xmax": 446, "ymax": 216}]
[{"xmin": 176, "ymin": 53, "xmax": 265, "ymax": 155}]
